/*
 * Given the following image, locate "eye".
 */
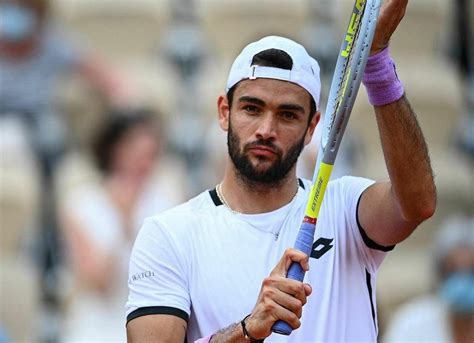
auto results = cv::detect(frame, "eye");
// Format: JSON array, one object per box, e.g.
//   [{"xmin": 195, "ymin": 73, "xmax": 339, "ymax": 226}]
[
  {"xmin": 243, "ymin": 105, "xmax": 260, "ymax": 114},
  {"xmin": 280, "ymin": 111, "xmax": 298, "ymax": 121}
]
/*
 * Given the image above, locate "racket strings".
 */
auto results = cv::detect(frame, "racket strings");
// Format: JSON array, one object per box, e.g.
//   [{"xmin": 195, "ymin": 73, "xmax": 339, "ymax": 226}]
[{"xmin": 327, "ymin": 2, "xmax": 368, "ymax": 149}]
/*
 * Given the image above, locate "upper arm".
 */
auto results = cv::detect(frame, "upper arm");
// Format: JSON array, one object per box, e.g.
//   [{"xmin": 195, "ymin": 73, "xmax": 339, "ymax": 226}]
[
  {"xmin": 358, "ymin": 181, "xmax": 420, "ymax": 246},
  {"xmin": 127, "ymin": 314, "xmax": 187, "ymax": 343},
  {"xmin": 126, "ymin": 218, "xmax": 191, "ymax": 338}
]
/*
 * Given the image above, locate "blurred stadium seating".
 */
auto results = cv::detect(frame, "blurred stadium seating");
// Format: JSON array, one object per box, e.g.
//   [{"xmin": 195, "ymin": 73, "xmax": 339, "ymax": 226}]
[
  {"xmin": 0, "ymin": 117, "xmax": 41, "ymax": 342},
  {"xmin": 0, "ymin": 0, "xmax": 471, "ymax": 340},
  {"xmin": 52, "ymin": 0, "xmax": 474, "ymax": 335}
]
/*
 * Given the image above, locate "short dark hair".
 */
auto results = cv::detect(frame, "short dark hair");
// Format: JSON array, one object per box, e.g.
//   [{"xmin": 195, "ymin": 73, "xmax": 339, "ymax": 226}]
[
  {"xmin": 93, "ymin": 108, "xmax": 157, "ymax": 174},
  {"xmin": 226, "ymin": 48, "xmax": 317, "ymax": 121}
]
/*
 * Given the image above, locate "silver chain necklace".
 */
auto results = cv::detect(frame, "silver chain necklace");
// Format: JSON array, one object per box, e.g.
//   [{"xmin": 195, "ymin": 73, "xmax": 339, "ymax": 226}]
[
  {"xmin": 216, "ymin": 183, "xmax": 241, "ymax": 215},
  {"xmin": 215, "ymin": 182, "xmax": 300, "ymax": 239}
]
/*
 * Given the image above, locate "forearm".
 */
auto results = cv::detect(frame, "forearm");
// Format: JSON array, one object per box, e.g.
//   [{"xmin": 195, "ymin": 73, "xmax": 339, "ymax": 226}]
[
  {"xmin": 374, "ymin": 94, "xmax": 436, "ymax": 222},
  {"xmin": 208, "ymin": 322, "xmax": 248, "ymax": 343}
]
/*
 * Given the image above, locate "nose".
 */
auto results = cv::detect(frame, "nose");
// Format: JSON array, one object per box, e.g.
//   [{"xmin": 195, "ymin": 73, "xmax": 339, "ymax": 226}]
[{"xmin": 255, "ymin": 113, "xmax": 277, "ymax": 140}]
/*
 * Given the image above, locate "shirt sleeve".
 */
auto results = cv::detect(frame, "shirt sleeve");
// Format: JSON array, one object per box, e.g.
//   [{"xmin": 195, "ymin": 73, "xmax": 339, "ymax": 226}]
[
  {"xmin": 337, "ymin": 176, "xmax": 394, "ymax": 273},
  {"xmin": 126, "ymin": 217, "xmax": 191, "ymax": 324}
]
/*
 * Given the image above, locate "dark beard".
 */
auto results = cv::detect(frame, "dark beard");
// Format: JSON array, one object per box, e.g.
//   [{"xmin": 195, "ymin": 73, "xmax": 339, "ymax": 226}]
[{"xmin": 227, "ymin": 119, "xmax": 306, "ymax": 187}]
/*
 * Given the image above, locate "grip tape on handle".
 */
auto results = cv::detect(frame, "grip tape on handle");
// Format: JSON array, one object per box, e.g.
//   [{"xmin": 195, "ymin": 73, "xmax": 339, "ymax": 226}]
[{"xmin": 271, "ymin": 220, "xmax": 316, "ymax": 335}]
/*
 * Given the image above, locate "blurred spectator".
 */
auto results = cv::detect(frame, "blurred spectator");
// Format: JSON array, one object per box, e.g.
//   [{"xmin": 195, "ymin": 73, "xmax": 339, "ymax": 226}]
[
  {"xmin": 58, "ymin": 109, "xmax": 184, "ymax": 341},
  {"xmin": 0, "ymin": 1, "xmax": 130, "ymax": 339},
  {"xmin": 0, "ymin": 0, "xmax": 127, "ymax": 162},
  {"xmin": 383, "ymin": 215, "xmax": 474, "ymax": 343},
  {"xmin": 0, "ymin": 0, "xmax": 72, "ymax": 174}
]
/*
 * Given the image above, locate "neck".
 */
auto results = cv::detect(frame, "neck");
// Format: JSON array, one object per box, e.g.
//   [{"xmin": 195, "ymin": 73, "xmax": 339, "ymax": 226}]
[{"xmin": 219, "ymin": 163, "xmax": 299, "ymax": 214}]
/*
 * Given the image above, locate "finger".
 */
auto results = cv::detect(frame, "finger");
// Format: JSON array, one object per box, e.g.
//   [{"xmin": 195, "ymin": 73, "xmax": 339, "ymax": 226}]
[
  {"xmin": 285, "ymin": 251, "xmax": 310, "ymax": 273},
  {"xmin": 267, "ymin": 287, "xmax": 304, "ymax": 319},
  {"xmin": 371, "ymin": 0, "xmax": 409, "ymax": 54},
  {"xmin": 304, "ymin": 283, "xmax": 312, "ymax": 297},
  {"xmin": 271, "ymin": 248, "xmax": 309, "ymax": 277},
  {"xmin": 378, "ymin": 0, "xmax": 408, "ymax": 29},
  {"xmin": 252, "ymin": 278, "xmax": 305, "ymax": 335},
  {"xmin": 262, "ymin": 296, "xmax": 301, "ymax": 330},
  {"xmin": 265, "ymin": 277, "xmax": 310, "ymax": 306}
]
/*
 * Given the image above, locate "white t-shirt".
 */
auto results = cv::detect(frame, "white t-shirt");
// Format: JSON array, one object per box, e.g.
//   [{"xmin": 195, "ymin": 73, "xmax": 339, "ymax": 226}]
[{"xmin": 126, "ymin": 176, "xmax": 393, "ymax": 342}]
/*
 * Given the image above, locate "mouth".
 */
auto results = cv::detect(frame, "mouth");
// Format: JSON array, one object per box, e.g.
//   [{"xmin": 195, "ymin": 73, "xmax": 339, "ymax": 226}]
[{"xmin": 248, "ymin": 145, "xmax": 277, "ymax": 158}]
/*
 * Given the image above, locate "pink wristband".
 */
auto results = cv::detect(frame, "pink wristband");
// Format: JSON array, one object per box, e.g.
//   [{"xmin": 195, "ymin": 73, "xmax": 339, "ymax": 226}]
[
  {"xmin": 194, "ymin": 334, "xmax": 213, "ymax": 343},
  {"xmin": 362, "ymin": 47, "xmax": 404, "ymax": 106}
]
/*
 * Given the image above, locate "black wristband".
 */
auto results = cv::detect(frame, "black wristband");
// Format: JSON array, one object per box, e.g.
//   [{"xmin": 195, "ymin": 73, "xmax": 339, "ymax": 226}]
[{"xmin": 241, "ymin": 314, "xmax": 264, "ymax": 343}]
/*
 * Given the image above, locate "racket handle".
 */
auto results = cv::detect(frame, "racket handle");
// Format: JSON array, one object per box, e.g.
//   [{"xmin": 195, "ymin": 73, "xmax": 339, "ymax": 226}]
[
  {"xmin": 272, "ymin": 219, "xmax": 316, "ymax": 335},
  {"xmin": 272, "ymin": 319, "xmax": 293, "ymax": 336}
]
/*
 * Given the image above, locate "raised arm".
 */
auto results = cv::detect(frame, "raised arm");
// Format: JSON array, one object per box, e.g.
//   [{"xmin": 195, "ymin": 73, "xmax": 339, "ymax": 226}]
[
  {"xmin": 359, "ymin": 96, "xmax": 436, "ymax": 246},
  {"xmin": 358, "ymin": 0, "xmax": 436, "ymax": 246}
]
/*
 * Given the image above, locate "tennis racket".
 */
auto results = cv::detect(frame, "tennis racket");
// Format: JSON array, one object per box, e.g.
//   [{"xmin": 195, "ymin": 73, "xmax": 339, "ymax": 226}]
[{"xmin": 272, "ymin": 0, "xmax": 382, "ymax": 335}]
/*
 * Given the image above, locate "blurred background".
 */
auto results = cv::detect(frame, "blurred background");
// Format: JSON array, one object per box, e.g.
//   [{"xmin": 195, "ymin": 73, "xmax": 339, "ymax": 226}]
[{"xmin": 0, "ymin": 0, "xmax": 472, "ymax": 341}]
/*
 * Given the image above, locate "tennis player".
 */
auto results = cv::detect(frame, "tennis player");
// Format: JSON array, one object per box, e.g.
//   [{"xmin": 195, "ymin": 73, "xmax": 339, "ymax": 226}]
[{"xmin": 126, "ymin": 0, "xmax": 436, "ymax": 342}]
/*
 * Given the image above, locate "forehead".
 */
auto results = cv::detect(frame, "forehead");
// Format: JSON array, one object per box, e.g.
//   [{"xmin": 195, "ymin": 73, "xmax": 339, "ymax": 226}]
[{"xmin": 233, "ymin": 78, "xmax": 312, "ymax": 110}]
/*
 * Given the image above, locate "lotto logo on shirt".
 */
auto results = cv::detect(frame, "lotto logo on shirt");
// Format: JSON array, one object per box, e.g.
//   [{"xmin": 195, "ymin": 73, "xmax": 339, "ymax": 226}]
[
  {"xmin": 128, "ymin": 271, "xmax": 156, "ymax": 284},
  {"xmin": 310, "ymin": 237, "xmax": 334, "ymax": 259}
]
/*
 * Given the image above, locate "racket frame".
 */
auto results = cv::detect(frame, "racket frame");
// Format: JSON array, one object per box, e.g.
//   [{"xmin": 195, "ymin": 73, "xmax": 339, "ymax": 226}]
[{"xmin": 272, "ymin": 0, "xmax": 382, "ymax": 335}]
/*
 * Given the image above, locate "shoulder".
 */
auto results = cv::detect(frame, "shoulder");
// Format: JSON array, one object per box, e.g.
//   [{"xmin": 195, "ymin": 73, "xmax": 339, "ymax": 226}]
[
  {"xmin": 157, "ymin": 189, "xmax": 216, "ymax": 222},
  {"xmin": 138, "ymin": 189, "xmax": 217, "ymax": 238},
  {"xmin": 130, "ymin": 189, "xmax": 218, "ymax": 271},
  {"xmin": 328, "ymin": 175, "xmax": 375, "ymax": 189},
  {"xmin": 326, "ymin": 176, "xmax": 375, "ymax": 202},
  {"xmin": 298, "ymin": 175, "xmax": 374, "ymax": 202}
]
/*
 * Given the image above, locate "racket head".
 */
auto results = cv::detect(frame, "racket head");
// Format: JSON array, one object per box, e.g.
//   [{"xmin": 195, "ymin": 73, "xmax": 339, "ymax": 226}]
[{"xmin": 313, "ymin": 0, "xmax": 381, "ymax": 179}]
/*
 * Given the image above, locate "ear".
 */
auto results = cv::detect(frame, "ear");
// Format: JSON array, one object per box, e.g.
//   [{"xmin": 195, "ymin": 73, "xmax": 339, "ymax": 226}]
[
  {"xmin": 304, "ymin": 111, "xmax": 321, "ymax": 146},
  {"xmin": 217, "ymin": 94, "xmax": 230, "ymax": 132}
]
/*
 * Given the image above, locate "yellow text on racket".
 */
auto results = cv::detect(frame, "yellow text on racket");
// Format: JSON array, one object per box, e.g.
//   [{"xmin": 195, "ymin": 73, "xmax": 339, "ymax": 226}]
[
  {"xmin": 341, "ymin": 0, "xmax": 366, "ymax": 58},
  {"xmin": 305, "ymin": 162, "xmax": 334, "ymax": 218}
]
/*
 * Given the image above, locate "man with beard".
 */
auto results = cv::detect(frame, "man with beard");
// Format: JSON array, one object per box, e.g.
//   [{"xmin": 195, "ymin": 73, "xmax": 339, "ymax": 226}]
[{"xmin": 126, "ymin": 1, "xmax": 436, "ymax": 342}]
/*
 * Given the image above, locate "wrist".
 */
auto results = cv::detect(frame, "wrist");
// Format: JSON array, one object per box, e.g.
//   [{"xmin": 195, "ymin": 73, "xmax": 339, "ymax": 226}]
[
  {"xmin": 362, "ymin": 47, "xmax": 405, "ymax": 106},
  {"xmin": 195, "ymin": 334, "xmax": 214, "ymax": 343},
  {"xmin": 241, "ymin": 314, "xmax": 265, "ymax": 343}
]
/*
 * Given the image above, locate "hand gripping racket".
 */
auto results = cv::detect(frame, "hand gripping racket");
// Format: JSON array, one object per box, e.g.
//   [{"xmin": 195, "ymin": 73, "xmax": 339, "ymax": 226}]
[{"xmin": 272, "ymin": 0, "xmax": 381, "ymax": 335}]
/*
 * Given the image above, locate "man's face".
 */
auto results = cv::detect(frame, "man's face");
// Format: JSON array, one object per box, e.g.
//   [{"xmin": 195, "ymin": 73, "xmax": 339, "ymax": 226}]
[
  {"xmin": 227, "ymin": 115, "xmax": 306, "ymax": 184},
  {"xmin": 219, "ymin": 78, "xmax": 319, "ymax": 185}
]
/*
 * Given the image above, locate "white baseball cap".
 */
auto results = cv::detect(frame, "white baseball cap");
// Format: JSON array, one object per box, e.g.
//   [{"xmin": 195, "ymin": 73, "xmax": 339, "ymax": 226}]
[{"xmin": 226, "ymin": 35, "xmax": 321, "ymax": 107}]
